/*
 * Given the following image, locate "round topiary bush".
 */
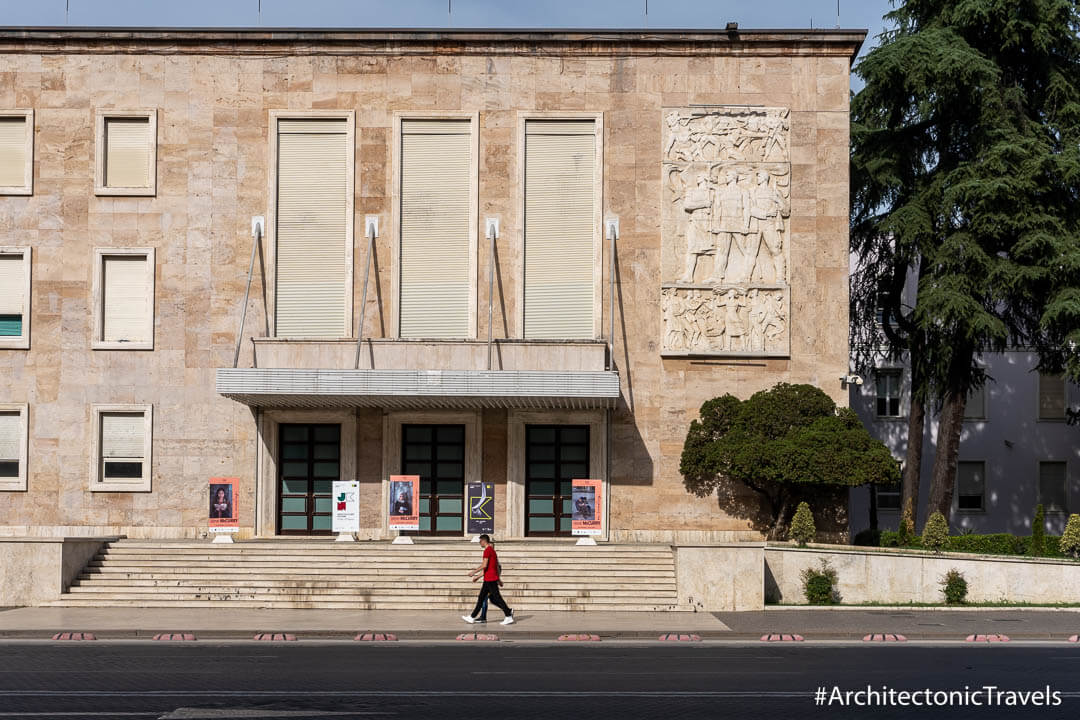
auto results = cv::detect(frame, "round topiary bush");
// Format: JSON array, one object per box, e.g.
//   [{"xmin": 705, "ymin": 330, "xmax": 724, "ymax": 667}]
[
  {"xmin": 789, "ymin": 502, "xmax": 816, "ymax": 547},
  {"xmin": 1060, "ymin": 514, "xmax": 1080, "ymax": 559},
  {"xmin": 940, "ymin": 568, "xmax": 968, "ymax": 605},
  {"xmin": 922, "ymin": 511, "xmax": 949, "ymax": 553}
]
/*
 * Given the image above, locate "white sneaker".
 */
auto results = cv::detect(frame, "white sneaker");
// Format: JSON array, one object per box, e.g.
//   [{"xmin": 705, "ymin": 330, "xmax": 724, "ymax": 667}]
[
  {"xmin": 462, "ymin": 615, "xmax": 475, "ymax": 624},
  {"xmin": 501, "ymin": 615, "xmax": 515, "ymax": 626}
]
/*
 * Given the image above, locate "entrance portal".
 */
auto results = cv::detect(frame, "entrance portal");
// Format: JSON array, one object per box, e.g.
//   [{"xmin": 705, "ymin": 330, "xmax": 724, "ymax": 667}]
[
  {"xmin": 401, "ymin": 424, "xmax": 465, "ymax": 536},
  {"xmin": 278, "ymin": 423, "xmax": 340, "ymax": 535},
  {"xmin": 525, "ymin": 425, "xmax": 589, "ymax": 536}
]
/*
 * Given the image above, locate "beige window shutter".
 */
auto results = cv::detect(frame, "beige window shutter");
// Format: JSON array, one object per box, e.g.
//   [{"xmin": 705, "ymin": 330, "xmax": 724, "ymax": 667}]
[
  {"xmin": 102, "ymin": 255, "xmax": 150, "ymax": 343},
  {"xmin": 1039, "ymin": 374, "xmax": 1066, "ymax": 419},
  {"xmin": 400, "ymin": 119, "xmax": 471, "ymax": 338},
  {"xmin": 0, "ymin": 412, "xmax": 19, "ymax": 461},
  {"xmin": 276, "ymin": 119, "xmax": 349, "ymax": 338},
  {"xmin": 0, "ymin": 254, "xmax": 23, "ymax": 315},
  {"xmin": 524, "ymin": 120, "xmax": 596, "ymax": 339},
  {"xmin": 104, "ymin": 118, "xmax": 151, "ymax": 188},
  {"xmin": 101, "ymin": 412, "xmax": 145, "ymax": 459},
  {"xmin": 0, "ymin": 117, "xmax": 26, "ymax": 187}
]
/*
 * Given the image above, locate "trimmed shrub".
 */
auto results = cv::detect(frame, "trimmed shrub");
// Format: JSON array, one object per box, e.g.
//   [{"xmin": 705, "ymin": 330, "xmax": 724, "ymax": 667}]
[
  {"xmin": 940, "ymin": 569, "xmax": 968, "ymax": 605},
  {"xmin": 898, "ymin": 499, "xmax": 915, "ymax": 547},
  {"xmin": 922, "ymin": 511, "xmax": 949, "ymax": 553},
  {"xmin": 1029, "ymin": 505, "xmax": 1046, "ymax": 557},
  {"xmin": 1061, "ymin": 514, "xmax": 1080, "ymax": 559},
  {"xmin": 946, "ymin": 533, "xmax": 1024, "ymax": 556},
  {"xmin": 789, "ymin": 502, "xmax": 816, "ymax": 547},
  {"xmin": 801, "ymin": 559, "xmax": 839, "ymax": 605}
]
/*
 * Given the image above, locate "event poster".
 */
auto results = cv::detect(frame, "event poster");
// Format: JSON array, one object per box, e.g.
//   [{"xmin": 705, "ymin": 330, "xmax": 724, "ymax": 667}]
[
  {"xmin": 388, "ymin": 474, "xmax": 420, "ymax": 531},
  {"xmin": 466, "ymin": 481, "xmax": 495, "ymax": 535},
  {"xmin": 332, "ymin": 480, "xmax": 360, "ymax": 534},
  {"xmin": 571, "ymin": 478, "xmax": 603, "ymax": 536},
  {"xmin": 208, "ymin": 477, "xmax": 239, "ymax": 533}
]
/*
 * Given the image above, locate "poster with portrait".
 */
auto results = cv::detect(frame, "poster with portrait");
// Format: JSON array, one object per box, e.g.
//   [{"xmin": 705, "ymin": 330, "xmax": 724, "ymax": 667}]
[
  {"xmin": 208, "ymin": 477, "xmax": 239, "ymax": 533},
  {"xmin": 571, "ymin": 478, "xmax": 602, "ymax": 536},
  {"xmin": 466, "ymin": 481, "xmax": 495, "ymax": 535},
  {"xmin": 332, "ymin": 480, "xmax": 360, "ymax": 534},
  {"xmin": 388, "ymin": 474, "xmax": 419, "ymax": 531}
]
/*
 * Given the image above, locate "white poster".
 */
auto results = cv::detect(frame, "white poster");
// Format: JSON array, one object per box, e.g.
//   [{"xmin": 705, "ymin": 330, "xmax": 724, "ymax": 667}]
[{"xmin": 332, "ymin": 480, "xmax": 360, "ymax": 534}]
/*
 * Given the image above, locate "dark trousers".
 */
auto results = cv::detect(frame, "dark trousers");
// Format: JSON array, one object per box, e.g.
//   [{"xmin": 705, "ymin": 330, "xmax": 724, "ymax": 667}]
[{"xmin": 471, "ymin": 580, "xmax": 511, "ymax": 618}]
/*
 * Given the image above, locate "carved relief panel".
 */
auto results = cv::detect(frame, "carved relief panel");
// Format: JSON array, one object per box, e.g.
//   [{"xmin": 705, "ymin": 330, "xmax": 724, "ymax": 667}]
[{"xmin": 661, "ymin": 107, "xmax": 791, "ymax": 356}]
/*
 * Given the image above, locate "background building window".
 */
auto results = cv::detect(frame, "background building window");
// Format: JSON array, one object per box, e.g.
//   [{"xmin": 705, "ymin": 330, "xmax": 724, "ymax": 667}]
[
  {"xmin": 0, "ymin": 248, "xmax": 30, "ymax": 349},
  {"xmin": 95, "ymin": 110, "xmax": 156, "ymax": 195},
  {"xmin": 964, "ymin": 384, "xmax": 986, "ymax": 420},
  {"xmin": 91, "ymin": 405, "xmax": 152, "ymax": 492},
  {"xmin": 273, "ymin": 115, "xmax": 352, "ymax": 338},
  {"xmin": 875, "ymin": 370, "xmax": 901, "ymax": 417},
  {"xmin": 0, "ymin": 404, "xmax": 28, "ymax": 491},
  {"xmin": 523, "ymin": 118, "xmax": 598, "ymax": 339},
  {"xmin": 92, "ymin": 249, "xmax": 154, "ymax": 350},
  {"xmin": 398, "ymin": 118, "xmax": 474, "ymax": 338},
  {"xmin": 1038, "ymin": 461, "xmax": 1068, "ymax": 514},
  {"xmin": 1038, "ymin": 373, "xmax": 1066, "ymax": 421},
  {"xmin": 0, "ymin": 110, "xmax": 33, "ymax": 195},
  {"xmin": 956, "ymin": 461, "xmax": 985, "ymax": 512}
]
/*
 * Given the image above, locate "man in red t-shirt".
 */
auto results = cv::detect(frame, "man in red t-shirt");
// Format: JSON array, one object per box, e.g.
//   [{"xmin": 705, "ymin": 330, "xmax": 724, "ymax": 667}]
[{"xmin": 463, "ymin": 534, "xmax": 514, "ymax": 625}]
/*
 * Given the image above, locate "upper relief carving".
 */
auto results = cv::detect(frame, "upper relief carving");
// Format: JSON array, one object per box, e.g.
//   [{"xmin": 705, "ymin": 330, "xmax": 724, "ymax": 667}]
[{"xmin": 664, "ymin": 108, "xmax": 789, "ymax": 165}]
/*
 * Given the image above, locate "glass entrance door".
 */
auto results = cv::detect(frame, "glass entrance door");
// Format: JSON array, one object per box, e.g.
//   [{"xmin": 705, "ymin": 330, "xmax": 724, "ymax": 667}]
[
  {"xmin": 525, "ymin": 425, "xmax": 589, "ymax": 536},
  {"xmin": 401, "ymin": 424, "xmax": 465, "ymax": 536},
  {"xmin": 278, "ymin": 423, "xmax": 339, "ymax": 535}
]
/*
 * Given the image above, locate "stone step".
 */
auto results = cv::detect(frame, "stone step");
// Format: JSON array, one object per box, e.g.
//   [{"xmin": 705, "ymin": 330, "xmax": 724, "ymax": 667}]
[
  {"xmin": 108, "ymin": 541, "xmax": 671, "ymax": 551},
  {"xmin": 81, "ymin": 569, "xmax": 673, "ymax": 580},
  {"xmin": 97, "ymin": 551, "xmax": 675, "ymax": 562},
  {"xmin": 72, "ymin": 579, "xmax": 676, "ymax": 591},
  {"xmin": 65, "ymin": 586, "xmax": 676, "ymax": 599},
  {"xmin": 88, "ymin": 560, "xmax": 673, "ymax": 571},
  {"xmin": 49, "ymin": 598, "xmax": 687, "ymax": 611}
]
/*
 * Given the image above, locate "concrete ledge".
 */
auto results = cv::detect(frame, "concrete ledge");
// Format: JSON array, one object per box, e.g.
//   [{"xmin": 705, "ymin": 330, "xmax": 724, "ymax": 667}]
[{"xmin": 0, "ymin": 537, "xmax": 121, "ymax": 606}]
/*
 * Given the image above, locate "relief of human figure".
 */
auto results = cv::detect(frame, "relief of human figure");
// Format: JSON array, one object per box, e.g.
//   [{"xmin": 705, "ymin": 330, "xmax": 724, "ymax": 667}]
[
  {"xmin": 717, "ymin": 289, "xmax": 748, "ymax": 352},
  {"xmin": 664, "ymin": 112, "xmax": 695, "ymax": 162},
  {"xmin": 679, "ymin": 173, "xmax": 715, "ymax": 284},
  {"xmin": 663, "ymin": 289, "xmax": 686, "ymax": 350},
  {"xmin": 747, "ymin": 289, "xmax": 767, "ymax": 352},
  {"xmin": 710, "ymin": 169, "xmax": 749, "ymax": 284},
  {"xmin": 744, "ymin": 171, "xmax": 788, "ymax": 283},
  {"xmin": 763, "ymin": 291, "xmax": 787, "ymax": 350},
  {"xmin": 684, "ymin": 290, "xmax": 710, "ymax": 349}
]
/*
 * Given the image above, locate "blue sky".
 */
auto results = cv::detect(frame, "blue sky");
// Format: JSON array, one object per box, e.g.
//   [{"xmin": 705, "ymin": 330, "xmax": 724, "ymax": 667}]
[{"xmin": 0, "ymin": 0, "xmax": 896, "ymax": 84}]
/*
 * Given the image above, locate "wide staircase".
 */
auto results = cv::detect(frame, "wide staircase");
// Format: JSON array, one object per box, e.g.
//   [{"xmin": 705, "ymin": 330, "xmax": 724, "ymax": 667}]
[{"xmin": 50, "ymin": 539, "xmax": 683, "ymax": 611}]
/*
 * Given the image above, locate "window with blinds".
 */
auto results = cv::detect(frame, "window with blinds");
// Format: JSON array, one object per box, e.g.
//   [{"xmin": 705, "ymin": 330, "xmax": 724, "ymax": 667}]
[
  {"xmin": 0, "ymin": 252, "xmax": 25, "ymax": 340},
  {"xmin": 98, "ymin": 253, "xmax": 153, "ymax": 347},
  {"xmin": 0, "ymin": 411, "xmax": 20, "ymax": 479},
  {"xmin": 523, "ymin": 119, "xmax": 597, "ymax": 339},
  {"xmin": 1038, "ymin": 373, "xmax": 1066, "ymax": 420},
  {"xmin": 100, "ymin": 412, "xmax": 146, "ymax": 482},
  {"xmin": 1038, "ymin": 461, "xmax": 1068, "ymax": 513},
  {"xmin": 0, "ymin": 113, "xmax": 30, "ymax": 192},
  {"xmin": 399, "ymin": 119, "xmax": 472, "ymax": 338},
  {"xmin": 275, "ymin": 118, "xmax": 350, "ymax": 338},
  {"xmin": 95, "ymin": 111, "xmax": 156, "ymax": 195}
]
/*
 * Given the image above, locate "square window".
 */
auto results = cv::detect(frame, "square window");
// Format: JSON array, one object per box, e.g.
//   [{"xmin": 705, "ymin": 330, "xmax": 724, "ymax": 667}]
[
  {"xmin": 0, "ymin": 248, "xmax": 30, "ymax": 349},
  {"xmin": 92, "ymin": 248, "xmax": 155, "ymax": 350},
  {"xmin": 0, "ymin": 110, "xmax": 33, "ymax": 195},
  {"xmin": 94, "ymin": 110, "xmax": 157, "ymax": 196},
  {"xmin": 91, "ymin": 405, "xmax": 152, "ymax": 492},
  {"xmin": 875, "ymin": 370, "xmax": 902, "ymax": 418},
  {"xmin": 0, "ymin": 404, "xmax": 28, "ymax": 491},
  {"xmin": 1038, "ymin": 462, "xmax": 1068, "ymax": 514},
  {"xmin": 956, "ymin": 461, "xmax": 985, "ymax": 512}
]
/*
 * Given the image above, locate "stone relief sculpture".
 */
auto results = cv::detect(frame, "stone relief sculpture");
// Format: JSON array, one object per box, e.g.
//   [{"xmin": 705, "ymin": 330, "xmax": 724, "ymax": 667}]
[{"xmin": 661, "ymin": 107, "xmax": 791, "ymax": 356}]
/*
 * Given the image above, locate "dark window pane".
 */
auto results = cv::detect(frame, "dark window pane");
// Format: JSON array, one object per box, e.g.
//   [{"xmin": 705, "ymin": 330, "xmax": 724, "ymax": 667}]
[
  {"xmin": 404, "ymin": 462, "xmax": 431, "ymax": 478},
  {"xmin": 404, "ymin": 426, "xmax": 432, "ymax": 443},
  {"xmin": 405, "ymin": 444, "xmax": 431, "ymax": 461},
  {"xmin": 0, "ymin": 461, "xmax": 19, "ymax": 477},
  {"xmin": 420, "ymin": 478, "xmax": 433, "ymax": 494},
  {"xmin": 281, "ymin": 426, "xmax": 308, "ymax": 442},
  {"xmin": 436, "ymin": 462, "xmax": 463, "ymax": 478},
  {"xmin": 560, "ymin": 463, "xmax": 587, "ymax": 480},
  {"xmin": 313, "ymin": 425, "xmax": 339, "ymax": 442},
  {"xmin": 282, "ymin": 444, "xmax": 307, "ymax": 460},
  {"xmin": 560, "ymin": 445, "xmax": 587, "ymax": 462},
  {"xmin": 281, "ymin": 478, "xmax": 308, "ymax": 494},
  {"xmin": 282, "ymin": 462, "xmax": 308, "ymax": 477},
  {"xmin": 0, "ymin": 314, "xmax": 22, "ymax": 337},
  {"xmin": 312, "ymin": 462, "xmax": 339, "ymax": 478},
  {"xmin": 529, "ymin": 445, "xmax": 555, "ymax": 461},
  {"xmin": 529, "ymin": 480, "xmax": 555, "ymax": 496},
  {"xmin": 560, "ymin": 427, "xmax": 588, "ymax": 444},
  {"xmin": 958, "ymin": 495, "xmax": 982, "ymax": 511},
  {"xmin": 437, "ymin": 425, "xmax": 464, "ymax": 443},
  {"xmin": 437, "ymin": 444, "xmax": 463, "ymax": 461},
  {"xmin": 436, "ymin": 479, "xmax": 462, "ymax": 496},
  {"xmin": 103, "ymin": 461, "xmax": 142, "ymax": 479},
  {"xmin": 312, "ymin": 480, "xmax": 332, "ymax": 494},
  {"xmin": 313, "ymin": 443, "xmax": 339, "ymax": 460},
  {"xmin": 528, "ymin": 427, "xmax": 555, "ymax": 444},
  {"xmin": 529, "ymin": 463, "xmax": 555, "ymax": 479}
]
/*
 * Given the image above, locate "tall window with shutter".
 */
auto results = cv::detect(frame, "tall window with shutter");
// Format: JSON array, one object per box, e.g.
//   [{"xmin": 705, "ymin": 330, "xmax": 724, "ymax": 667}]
[
  {"xmin": 91, "ymin": 405, "xmax": 152, "ymax": 492},
  {"xmin": 0, "ymin": 110, "xmax": 32, "ymax": 195},
  {"xmin": 523, "ymin": 119, "xmax": 600, "ymax": 339},
  {"xmin": 398, "ymin": 118, "xmax": 475, "ymax": 338},
  {"xmin": 1038, "ymin": 373, "xmax": 1066, "ymax": 421},
  {"xmin": 95, "ymin": 110, "xmax": 156, "ymax": 196},
  {"xmin": 273, "ymin": 116, "xmax": 353, "ymax": 338},
  {"xmin": 93, "ymin": 249, "xmax": 155, "ymax": 350},
  {"xmin": 0, "ymin": 249, "xmax": 30, "ymax": 348},
  {"xmin": 0, "ymin": 404, "xmax": 28, "ymax": 491}
]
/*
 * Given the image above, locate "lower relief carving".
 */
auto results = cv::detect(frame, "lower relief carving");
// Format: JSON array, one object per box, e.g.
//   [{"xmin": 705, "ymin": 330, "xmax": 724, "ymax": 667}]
[{"xmin": 662, "ymin": 286, "xmax": 789, "ymax": 356}]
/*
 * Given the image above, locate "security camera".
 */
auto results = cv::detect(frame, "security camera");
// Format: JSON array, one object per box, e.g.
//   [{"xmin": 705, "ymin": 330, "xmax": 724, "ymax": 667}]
[{"xmin": 840, "ymin": 374, "xmax": 863, "ymax": 386}]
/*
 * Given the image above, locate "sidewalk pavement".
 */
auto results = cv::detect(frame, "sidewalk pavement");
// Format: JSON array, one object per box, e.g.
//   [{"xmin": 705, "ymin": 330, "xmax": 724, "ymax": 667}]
[{"xmin": 1, "ymin": 606, "xmax": 1079, "ymax": 641}]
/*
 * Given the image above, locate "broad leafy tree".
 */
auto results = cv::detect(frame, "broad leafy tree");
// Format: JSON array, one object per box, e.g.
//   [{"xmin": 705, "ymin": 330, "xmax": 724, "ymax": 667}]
[
  {"xmin": 850, "ymin": 0, "xmax": 1080, "ymax": 523},
  {"xmin": 680, "ymin": 384, "xmax": 900, "ymax": 537}
]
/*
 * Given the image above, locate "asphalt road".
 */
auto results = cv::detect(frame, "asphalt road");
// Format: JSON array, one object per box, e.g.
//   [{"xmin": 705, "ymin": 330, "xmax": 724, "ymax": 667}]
[{"xmin": 0, "ymin": 642, "xmax": 1078, "ymax": 719}]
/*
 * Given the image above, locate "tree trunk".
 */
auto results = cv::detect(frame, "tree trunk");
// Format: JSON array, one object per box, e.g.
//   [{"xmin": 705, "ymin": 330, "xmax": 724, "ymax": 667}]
[
  {"xmin": 868, "ymin": 481, "xmax": 879, "ymax": 531},
  {"xmin": 926, "ymin": 391, "xmax": 967, "ymax": 522},
  {"xmin": 769, "ymin": 494, "xmax": 791, "ymax": 540},
  {"xmin": 900, "ymin": 389, "xmax": 925, "ymax": 527}
]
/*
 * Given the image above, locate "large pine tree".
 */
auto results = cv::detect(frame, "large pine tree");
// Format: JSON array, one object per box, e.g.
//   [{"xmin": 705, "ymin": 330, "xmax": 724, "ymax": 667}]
[{"xmin": 850, "ymin": 0, "xmax": 1080, "ymax": 524}]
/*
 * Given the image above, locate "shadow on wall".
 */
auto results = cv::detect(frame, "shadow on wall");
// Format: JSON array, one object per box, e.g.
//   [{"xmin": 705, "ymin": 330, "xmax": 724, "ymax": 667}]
[{"xmin": 712, "ymin": 477, "xmax": 849, "ymax": 541}]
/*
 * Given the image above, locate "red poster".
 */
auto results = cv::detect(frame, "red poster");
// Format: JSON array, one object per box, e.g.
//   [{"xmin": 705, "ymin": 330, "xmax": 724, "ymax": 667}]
[
  {"xmin": 209, "ymin": 477, "xmax": 239, "ymax": 532},
  {"xmin": 571, "ymin": 478, "xmax": 603, "ymax": 536},
  {"xmin": 388, "ymin": 474, "xmax": 419, "ymax": 531}
]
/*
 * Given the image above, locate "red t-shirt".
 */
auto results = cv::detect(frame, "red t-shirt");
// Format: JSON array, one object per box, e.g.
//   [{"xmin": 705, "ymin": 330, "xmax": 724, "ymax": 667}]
[{"xmin": 483, "ymin": 545, "xmax": 499, "ymax": 582}]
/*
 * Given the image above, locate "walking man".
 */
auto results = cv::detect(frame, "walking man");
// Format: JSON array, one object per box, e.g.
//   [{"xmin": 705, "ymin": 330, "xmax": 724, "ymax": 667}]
[{"xmin": 462, "ymin": 534, "xmax": 514, "ymax": 625}]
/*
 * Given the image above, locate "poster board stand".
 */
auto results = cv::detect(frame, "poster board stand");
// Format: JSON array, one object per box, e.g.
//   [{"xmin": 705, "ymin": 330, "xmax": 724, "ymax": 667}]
[
  {"xmin": 210, "ymin": 531, "xmax": 235, "ymax": 544},
  {"xmin": 575, "ymin": 536, "xmax": 597, "ymax": 546},
  {"xmin": 335, "ymin": 533, "xmax": 356, "ymax": 542},
  {"xmin": 392, "ymin": 535, "xmax": 414, "ymax": 544}
]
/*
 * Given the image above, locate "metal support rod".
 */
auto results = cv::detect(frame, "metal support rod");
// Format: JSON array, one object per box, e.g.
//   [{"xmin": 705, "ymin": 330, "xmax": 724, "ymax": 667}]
[
  {"xmin": 608, "ymin": 226, "xmax": 616, "ymax": 371},
  {"xmin": 233, "ymin": 224, "xmax": 261, "ymax": 369},
  {"xmin": 353, "ymin": 225, "xmax": 376, "ymax": 370},
  {"xmin": 487, "ymin": 224, "xmax": 495, "ymax": 370}
]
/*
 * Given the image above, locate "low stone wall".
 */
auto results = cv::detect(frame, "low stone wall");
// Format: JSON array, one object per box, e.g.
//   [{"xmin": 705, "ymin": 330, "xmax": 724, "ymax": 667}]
[
  {"xmin": 765, "ymin": 545, "xmax": 1080, "ymax": 605},
  {"xmin": 675, "ymin": 543, "xmax": 765, "ymax": 611},
  {"xmin": 0, "ymin": 537, "xmax": 118, "ymax": 606}
]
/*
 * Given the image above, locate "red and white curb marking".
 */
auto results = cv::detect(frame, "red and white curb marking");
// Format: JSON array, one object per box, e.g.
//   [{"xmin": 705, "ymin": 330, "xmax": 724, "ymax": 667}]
[
  {"xmin": 153, "ymin": 633, "xmax": 196, "ymax": 641},
  {"xmin": 1070, "ymin": 635, "xmax": 1079, "ymax": 643},
  {"xmin": 761, "ymin": 633, "xmax": 804, "ymax": 642},
  {"xmin": 659, "ymin": 633, "xmax": 702, "ymax": 642},
  {"xmin": 354, "ymin": 632, "xmax": 398, "ymax": 642},
  {"xmin": 253, "ymin": 633, "xmax": 296, "ymax": 641},
  {"xmin": 966, "ymin": 634, "xmax": 1010, "ymax": 643},
  {"xmin": 863, "ymin": 633, "xmax": 907, "ymax": 642},
  {"xmin": 456, "ymin": 633, "xmax": 499, "ymax": 641},
  {"xmin": 51, "ymin": 632, "xmax": 95, "ymax": 641},
  {"xmin": 558, "ymin": 633, "xmax": 601, "ymax": 642}
]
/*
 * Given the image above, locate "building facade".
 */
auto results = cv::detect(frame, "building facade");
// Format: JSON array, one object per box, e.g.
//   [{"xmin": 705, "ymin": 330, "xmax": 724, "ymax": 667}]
[{"xmin": 0, "ymin": 28, "xmax": 862, "ymax": 542}]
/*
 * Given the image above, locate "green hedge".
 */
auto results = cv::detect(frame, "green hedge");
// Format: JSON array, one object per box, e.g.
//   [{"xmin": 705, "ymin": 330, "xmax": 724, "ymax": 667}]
[{"xmin": 877, "ymin": 531, "xmax": 1065, "ymax": 558}]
